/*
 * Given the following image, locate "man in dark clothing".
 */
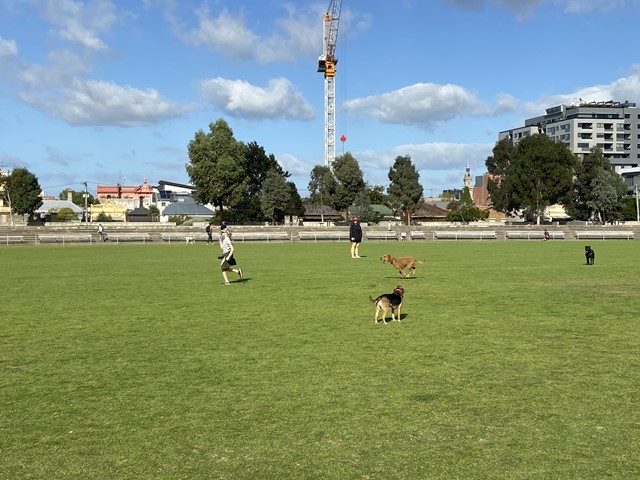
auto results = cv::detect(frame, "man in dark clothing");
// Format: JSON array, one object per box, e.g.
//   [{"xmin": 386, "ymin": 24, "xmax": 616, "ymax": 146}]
[
  {"xmin": 350, "ymin": 216, "xmax": 363, "ymax": 258},
  {"xmin": 206, "ymin": 222, "xmax": 214, "ymax": 244}
]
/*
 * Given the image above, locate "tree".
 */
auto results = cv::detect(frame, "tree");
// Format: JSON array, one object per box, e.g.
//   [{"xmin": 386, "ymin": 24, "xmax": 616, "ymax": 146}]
[
  {"xmin": 350, "ymin": 189, "xmax": 377, "ymax": 224},
  {"xmin": 260, "ymin": 169, "xmax": 291, "ymax": 225},
  {"xmin": 3, "ymin": 167, "xmax": 42, "ymax": 219},
  {"xmin": 366, "ymin": 185, "xmax": 389, "ymax": 205},
  {"xmin": 331, "ymin": 152, "xmax": 366, "ymax": 218},
  {"xmin": 186, "ymin": 119, "xmax": 247, "ymax": 221},
  {"xmin": 308, "ymin": 165, "xmax": 336, "ymax": 208},
  {"xmin": 148, "ymin": 204, "xmax": 160, "ymax": 222},
  {"xmin": 485, "ymin": 137, "xmax": 518, "ymax": 215},
  {"xmin": 387, "ymin": 155, "xmax": 424, "ymax": 225},
  {"xmin": 59, "ymin": 189, "xmax": 98, "ymax": 206},
  {"xmin": 587, "ymin": 169, "xmax": 627, "ymax": 223},
  {"xmin": 446, "ymin": 187, "xmax": 488, "ymax": 222},
  {"xmin": 230, "ymin": 141, "xmax": 288, "ymax": 222},
  {"xmin": 565, "ymin": 147, "xmax": 627, "ymax": 223},
  {"xmin": 55, "ymin": 207, "xmax": 77, "ymax": 222},
  {"xmin": 283, "ymin": 182, "xmax": 305, "ymax": 224},
  {"xmin": 485, "ymin": 135, "xmax": 575, "ymax": 224}
]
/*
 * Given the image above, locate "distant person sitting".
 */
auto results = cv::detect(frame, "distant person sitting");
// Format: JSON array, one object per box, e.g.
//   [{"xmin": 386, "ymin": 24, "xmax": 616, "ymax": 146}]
[{"xmin": 543, "ymin": 229, "xmax": 550, "ymax": 241}]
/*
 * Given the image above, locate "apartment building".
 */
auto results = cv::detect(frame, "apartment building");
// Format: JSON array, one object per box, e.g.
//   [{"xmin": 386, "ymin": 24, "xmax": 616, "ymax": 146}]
[{"xmin": 499, "ymin": 100, "xmax": 640, "ymax": 170}]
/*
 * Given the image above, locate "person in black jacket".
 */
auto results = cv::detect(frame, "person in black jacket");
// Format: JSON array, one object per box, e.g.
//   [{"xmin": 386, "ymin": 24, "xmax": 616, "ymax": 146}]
[{"xmin": 349, "ymin": 216, "xmax": 363, "ymax": 258}]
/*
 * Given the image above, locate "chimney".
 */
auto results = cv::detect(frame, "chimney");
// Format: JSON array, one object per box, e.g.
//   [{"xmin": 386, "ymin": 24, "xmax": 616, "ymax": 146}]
[{"xmin": 67, "ymin": 189, "xmax": 73, "ymax": 202}]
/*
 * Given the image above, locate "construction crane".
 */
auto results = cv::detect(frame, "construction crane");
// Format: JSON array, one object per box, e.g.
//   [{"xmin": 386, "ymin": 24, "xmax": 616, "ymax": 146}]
[{"xmin": 317, "ymin": 0, "xmax": 343, "ymax": 169}]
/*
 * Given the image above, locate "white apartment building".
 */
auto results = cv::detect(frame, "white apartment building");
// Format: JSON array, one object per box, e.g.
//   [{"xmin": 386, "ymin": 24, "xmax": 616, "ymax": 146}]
[{"xmin": 499, "ymin": 100, "xmax": 640, "ymax": 192}]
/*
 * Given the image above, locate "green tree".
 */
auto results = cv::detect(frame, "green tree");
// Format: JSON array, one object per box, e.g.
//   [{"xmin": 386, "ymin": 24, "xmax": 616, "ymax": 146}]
[
  {"xmin": 587, "ymin": 170, "xmax": 627, "ymax": 223},
  {"xmin": 148, "ymin": 204, "xmax": 160, "ymax": 222},
  {"xmin": 486, "ymin": 135, "xmax": 575, "ymax": 224},
  {"xmin": 387, "ymin": 155, "xmax": 424, "ymax": 225},
  {"xmin": 3, "ymin": 167, "xmax": 42, "ymax": 218},
  {"xmin": 485, "ymin": 137, "xmax": 518, "ymax": 214},
  {"xmin": 55, "ymin": 207, "xmax": 77, "ymax": 222},
  {"xmin": 366, "ymin": 184, "xmax": 389, "ymax": 205},
  {"xmin": 619, "ymin": 196, "xmax": 638, "ymax": 221},
  {"xmin": 350, "ymin": 189, "xmax": 377, "ymax": 224},
  {"xmin": 283, "ymin": 182, "xmax": 305, "ymax": 224},
  {"xmin": 332, "ymin": 152, "xmax": 366, "ymax": 218},
  {"xmin": 260, "ymin": 169, "xmax": 291, "ymax": 225},
  {"xmin": 186, "ymin": 119, "xmax": 247, "ymax": 221},
  {"xmin": 59, "ymin": 189, "xmax": 98, "ymax": 206},
  {"xmin": 446, "ymin": 187, "xmax": 488, "ymax": 223},
  {"xmin": 565, "ymin": 148, "xmax": 627, "ymax": 223},
  {"xmin": 230, "ymin": 141, "xmax": 288, "ymax": 222},
  {"xmin": 308, "ymin": 165, "xmax": 336, "ymax": 208}
]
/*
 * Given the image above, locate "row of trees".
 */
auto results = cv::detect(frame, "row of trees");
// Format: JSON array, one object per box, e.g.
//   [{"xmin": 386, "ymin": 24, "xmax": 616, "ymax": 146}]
[
  {"xmin": 486, "ymin": 135, "xmax": 629, "ymax": 224},
  {"xmin": 187, "ymin": 119, "xmax": 425, "ymax": 224}
]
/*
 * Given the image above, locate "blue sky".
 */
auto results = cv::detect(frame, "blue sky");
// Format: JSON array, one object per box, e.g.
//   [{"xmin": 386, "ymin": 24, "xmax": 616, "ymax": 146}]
[{"xmin": 1, "ymin": 0, "xmax": 639, "ymax": 198}]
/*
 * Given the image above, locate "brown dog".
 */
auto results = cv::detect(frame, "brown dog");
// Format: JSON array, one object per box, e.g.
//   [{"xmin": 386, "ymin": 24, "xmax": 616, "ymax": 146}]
[
  {"xmin": 380, "ymin": 254, "xmax": 423, "ymax": 278},
  {"xmin": 369, "ymin": 285, "xmax": 404, "ymax": 324}
]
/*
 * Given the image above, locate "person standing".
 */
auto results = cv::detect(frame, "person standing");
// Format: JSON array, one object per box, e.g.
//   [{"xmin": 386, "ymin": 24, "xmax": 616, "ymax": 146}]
[
  {"xmin": 206, "ymin": 222, "xmax": 214, "ymax": 244},
  {"xmin": 219, "ymin": 227, "xmax": 243, "ymax": 285},
  {"xmin": 350, "ymin": 216, "xmax": 363, "ymax": 258}
]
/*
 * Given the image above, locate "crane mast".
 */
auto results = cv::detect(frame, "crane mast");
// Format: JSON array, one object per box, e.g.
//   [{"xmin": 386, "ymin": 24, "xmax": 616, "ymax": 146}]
[{"xmin": 317, "ymin": 0, "xmax": 342, "ymax": 169}]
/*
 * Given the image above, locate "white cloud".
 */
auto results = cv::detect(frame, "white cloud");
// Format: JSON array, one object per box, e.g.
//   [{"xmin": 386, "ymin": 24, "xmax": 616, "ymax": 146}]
[
  {"xmin": 19, "ymin": 79, "xmax": 189, "ymax": 126},
  {"xmin": 518, "ymin": 66, "xmax": 640, "ymax": 116},
  {"xmin": 166, "ymin": 3, "xmax": 366, "ymax": 64},
  {"xmin": 345, "ymin": 83, "xmax": 490, "ymax": 128},
  {"xmin": 0, "ymin": 35, "xmax": 18, "ymax": 62},
  {"xmin": 446, "ymin": 0, "xmax": 636, "ymax": 19},
  {"xmin": 43, "ymin": 0, "xmax": 118, "ymax": 50},
  {"xmin": 199, "ymin": 77, "xmax": 315, "ymax": 121}
]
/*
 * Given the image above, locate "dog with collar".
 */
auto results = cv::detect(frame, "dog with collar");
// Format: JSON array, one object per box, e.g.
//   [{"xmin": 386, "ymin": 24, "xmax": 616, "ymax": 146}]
[{"xmin": 369, "ymin": 285, "xmax": 405, "ymax": 324}]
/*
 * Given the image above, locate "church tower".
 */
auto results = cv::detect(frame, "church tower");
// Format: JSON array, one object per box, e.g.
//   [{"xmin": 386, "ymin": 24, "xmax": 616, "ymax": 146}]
[{"xmin": 463, "ymin": 163, "xmax": 473, "ymax": 197}]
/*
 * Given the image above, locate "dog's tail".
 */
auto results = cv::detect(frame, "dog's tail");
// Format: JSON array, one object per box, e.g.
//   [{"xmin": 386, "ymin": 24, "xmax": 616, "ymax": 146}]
[{"xmin": 369, "ymin": 295, "xmax": 379, "ymax": 304}]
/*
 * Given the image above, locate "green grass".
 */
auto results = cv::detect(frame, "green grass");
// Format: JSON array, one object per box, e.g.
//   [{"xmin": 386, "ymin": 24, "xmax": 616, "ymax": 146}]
[{"xmin": 1, "ymin": 241, "xmax": 639, "ymax": 479}]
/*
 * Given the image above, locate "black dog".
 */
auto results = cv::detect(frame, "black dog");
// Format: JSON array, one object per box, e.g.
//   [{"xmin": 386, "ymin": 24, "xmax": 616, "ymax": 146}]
[{"xmin": 585, "ymin": 246, "xmax": 595, "ymax": 265}]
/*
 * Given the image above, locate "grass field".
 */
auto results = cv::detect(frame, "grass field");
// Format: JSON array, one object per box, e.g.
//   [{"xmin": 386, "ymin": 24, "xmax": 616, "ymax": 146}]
[{"xmin": 1, "ymin": 240, "xmax": 639, "ymax": 479}]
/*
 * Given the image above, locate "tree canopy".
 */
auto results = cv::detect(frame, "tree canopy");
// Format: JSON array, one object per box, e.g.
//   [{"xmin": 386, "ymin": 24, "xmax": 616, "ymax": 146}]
[
  {"xmin": 260, "ymin": 169, "xmax": 291, "ymax": 225},
  {"xmin": 2, "ymin": 167, "xmax": 42, "ymax": 218},
  {"xmin": 565, "ymin": 147, "xmax": 627, "ymax": 223},
  {"xmin": 230, "ymin": 141, "xmax": 288, "ymax": 222},
  {"xmin": 186, "ymin": 119, "xmax": 247, "ymax": 220},
  {"xmin": 331, "ymin": 152, "xmax": 365, "ymax": 218},
  {"xmin": 446, "ymin": 186, "xmax": 488, "ymax": 223},
  {"xmin": 308, "ymin": 165, "xmax": 336, "ymax": 208},
  {"xmin": 59, "ymin": 189, "xmax": 98, "ymax": 207},
  {"xmin": 387, "ymin": 155, "xmax": 424, "ymax": 224},
  {"xmin": 486, "ymin": 135, "xmax": 575, "ymax": 224}
]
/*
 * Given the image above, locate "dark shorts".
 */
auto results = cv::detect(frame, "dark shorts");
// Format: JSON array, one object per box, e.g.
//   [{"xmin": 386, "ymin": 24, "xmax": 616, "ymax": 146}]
[{"xmin": 220, "ymin": 256, "xmax": 237, "ymax": 270}]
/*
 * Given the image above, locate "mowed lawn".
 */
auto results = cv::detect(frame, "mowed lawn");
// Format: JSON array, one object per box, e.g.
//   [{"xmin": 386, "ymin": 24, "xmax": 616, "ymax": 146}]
[{"xmin": 1, "ymin": 240, "xmax": 639, "ymax": 479}]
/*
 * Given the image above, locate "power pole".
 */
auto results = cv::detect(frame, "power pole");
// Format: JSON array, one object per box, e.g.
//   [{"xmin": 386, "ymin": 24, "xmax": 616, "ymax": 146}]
[{"xmin": 83, "ymin": 181, "xmax": 88, "ymax": 223}]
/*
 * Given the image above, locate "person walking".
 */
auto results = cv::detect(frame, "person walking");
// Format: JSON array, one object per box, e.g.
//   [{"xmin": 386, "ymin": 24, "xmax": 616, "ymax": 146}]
[
  {"xmin": 219, "ymin": 226, "xmax": 243, "ymax": 285},
  {"xmin": 350, "ymin": 216, "xmax": 363, "ymax": 258},
  {"xmin": 97, "ymin": 223, "xmax": 106, "ymax": 242}
]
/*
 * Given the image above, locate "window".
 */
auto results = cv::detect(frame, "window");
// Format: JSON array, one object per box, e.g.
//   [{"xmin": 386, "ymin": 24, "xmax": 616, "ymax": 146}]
[
  {"xmin": 578, "ymin": 143, "xmax": 590, "ymax": 149},
  {"xmin": 617, "ymin": 123, "xmax": 625, "ymax": 131}
]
